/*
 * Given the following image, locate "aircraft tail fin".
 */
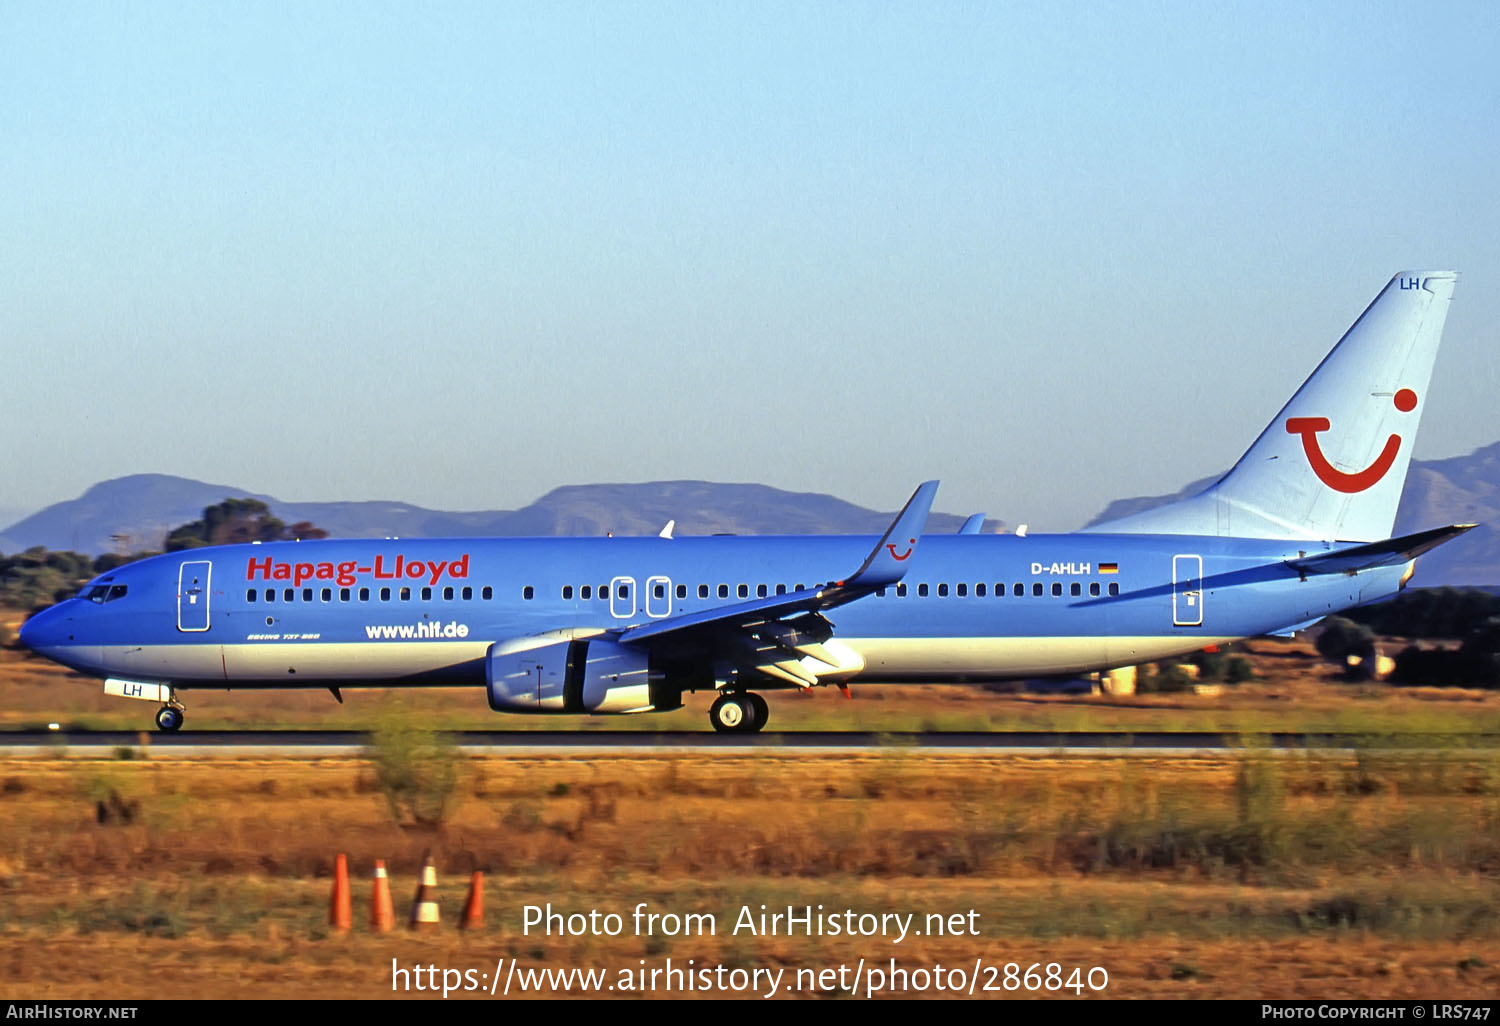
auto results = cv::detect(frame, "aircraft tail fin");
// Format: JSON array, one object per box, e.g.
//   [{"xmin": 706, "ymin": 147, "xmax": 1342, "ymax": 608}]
[{"xmin": 1087, "ymin": 271, "xmax": 1458, "ymax": 542}]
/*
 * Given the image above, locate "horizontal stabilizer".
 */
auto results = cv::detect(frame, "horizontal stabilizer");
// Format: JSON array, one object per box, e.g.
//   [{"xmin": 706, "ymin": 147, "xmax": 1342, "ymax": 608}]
[{"xmin": 1286, "ymin": 524, "xmax": 1476, "ymax": 575}]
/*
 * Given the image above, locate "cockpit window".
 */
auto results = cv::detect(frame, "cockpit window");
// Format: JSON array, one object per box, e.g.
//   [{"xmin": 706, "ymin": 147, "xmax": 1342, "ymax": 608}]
[{"xmin": 80, "ymin": 584, "xmax": 128, "ymax": 603}]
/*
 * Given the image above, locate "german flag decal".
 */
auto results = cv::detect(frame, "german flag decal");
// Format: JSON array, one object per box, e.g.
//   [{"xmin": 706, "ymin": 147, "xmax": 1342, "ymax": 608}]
[{"xmin": 1099, "ymin": 562, "xmax": 1119, "ymax": 574}]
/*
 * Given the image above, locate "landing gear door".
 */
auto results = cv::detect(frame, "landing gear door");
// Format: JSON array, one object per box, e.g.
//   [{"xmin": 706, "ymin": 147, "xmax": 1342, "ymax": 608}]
[
  {"xmin": 177, "ymin": 560, "xmax": 212, "ymax": 632},
  {"xmin": 1172, "ymin": 554, "xmax": 1203, "ymax": 627}
]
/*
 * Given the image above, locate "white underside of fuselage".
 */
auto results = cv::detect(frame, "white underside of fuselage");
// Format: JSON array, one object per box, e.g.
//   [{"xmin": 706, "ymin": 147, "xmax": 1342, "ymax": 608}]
[{"xmin": 81, "ymin": 634, "xmax": 1238, "ymax": 688}]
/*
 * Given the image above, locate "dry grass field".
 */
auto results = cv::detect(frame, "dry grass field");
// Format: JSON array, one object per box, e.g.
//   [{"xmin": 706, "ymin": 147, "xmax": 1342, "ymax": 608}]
[
  {"xmin": 1, "ymin": 745, "xmax": 1497, "ymax": 999},
  {"xmin": 1, "ymin": 633, "xmax": 1498, "ymax": 1000}
]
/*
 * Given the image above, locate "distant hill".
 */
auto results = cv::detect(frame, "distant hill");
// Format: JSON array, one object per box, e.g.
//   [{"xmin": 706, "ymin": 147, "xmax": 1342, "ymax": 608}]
[
  {"xmin": 0, "ymin": 475, "xmax": 998, "ymax": 555},
  {"xmin": 1085, "ymin": 441, "xmax": 1500, "ymax": 586}
]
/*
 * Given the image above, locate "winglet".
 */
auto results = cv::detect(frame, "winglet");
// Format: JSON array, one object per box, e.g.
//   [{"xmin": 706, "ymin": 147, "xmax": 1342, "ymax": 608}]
[
  {"xmin": 844, "ymin": 481, "xmax": 939, "ymax": 588},
  {"xmin": 958, "ymin": 514, "xmax": 987, "ymax": 535}
]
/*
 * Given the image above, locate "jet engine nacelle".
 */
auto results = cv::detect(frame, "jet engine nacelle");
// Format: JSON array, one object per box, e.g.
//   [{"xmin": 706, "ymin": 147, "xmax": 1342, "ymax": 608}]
[{"xmin": 486, "ymin": 633, "xmax": 684, "ymax": 715}]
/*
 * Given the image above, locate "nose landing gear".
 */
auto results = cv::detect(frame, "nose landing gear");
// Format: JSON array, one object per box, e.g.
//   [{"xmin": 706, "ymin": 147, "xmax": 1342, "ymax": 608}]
[
  {"xmin": 709, "ymin": 691, "xmax": 769, "ymax": 734},
  {"xmin": 153, "ymin": 702, "xmax": 184, "ymax": 732}
]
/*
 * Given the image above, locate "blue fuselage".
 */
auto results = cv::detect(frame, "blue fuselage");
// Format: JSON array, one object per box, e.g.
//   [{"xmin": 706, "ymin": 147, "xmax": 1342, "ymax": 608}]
[{"xmin": 20, "ymin": 532, "xmax": 1406, "ymax": 690}]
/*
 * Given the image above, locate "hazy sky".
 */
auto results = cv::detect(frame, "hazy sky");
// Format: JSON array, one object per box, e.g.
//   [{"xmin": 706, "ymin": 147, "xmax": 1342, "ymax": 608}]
[{"xmin": 4, "ymin": 2, "xmax": 1498, "ymax": 531}]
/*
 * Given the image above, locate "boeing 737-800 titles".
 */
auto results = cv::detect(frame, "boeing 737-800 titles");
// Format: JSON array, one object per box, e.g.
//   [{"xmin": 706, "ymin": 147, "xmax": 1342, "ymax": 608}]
[{"xmin": 20, "ymin": 271, "xmax": 1475, "ymax": 732}]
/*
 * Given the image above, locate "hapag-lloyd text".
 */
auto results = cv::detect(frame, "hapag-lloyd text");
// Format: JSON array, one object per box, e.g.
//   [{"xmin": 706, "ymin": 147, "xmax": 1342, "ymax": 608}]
[{"xmin": 246, "ymin": 554, "xmax": 470, "ymax": 588}]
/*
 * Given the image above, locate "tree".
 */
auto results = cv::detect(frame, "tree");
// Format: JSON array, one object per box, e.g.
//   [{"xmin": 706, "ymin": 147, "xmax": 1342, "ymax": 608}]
[
  {"xmin": 1314, "ymin": 617, "xmax": 1379, "ymax": 680},
  {"xmin": 164, "ymin": 499, "xmax": 327, "ymax": 551}
]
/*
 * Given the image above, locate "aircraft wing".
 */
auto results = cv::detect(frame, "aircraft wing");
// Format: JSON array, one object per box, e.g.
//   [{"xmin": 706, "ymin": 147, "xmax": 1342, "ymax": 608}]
[
  {"xmin": 1285, "ymin": 523, "xmax": 1477, "ymax": 575},
  {"xmin": 611, "ymin": 481, "xmax": 938, "ymax": 687}
]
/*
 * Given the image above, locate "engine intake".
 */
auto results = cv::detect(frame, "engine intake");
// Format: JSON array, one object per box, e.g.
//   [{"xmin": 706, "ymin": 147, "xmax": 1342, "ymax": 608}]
[{"xmin": 486, "ymin": 635, "xmax": 685, "ymax": 714}]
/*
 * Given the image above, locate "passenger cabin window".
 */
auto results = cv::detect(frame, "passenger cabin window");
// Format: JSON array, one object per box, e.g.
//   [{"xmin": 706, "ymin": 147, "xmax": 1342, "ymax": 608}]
[
  {"xmin": 380, "ymin": 587, "xmax": 391, "ymax": 601},
  {"xmin": 896, "ymin": 583, "xmax": 907, "ymax": 597},
  {"xmin": 399, "ymin": 587, "xmax": 411, "ymax": 601},
  {"xmin": 321, "ymin": 588, "xmax": 332, "ymax": 602},
  {"xmin": 461, "ymin": 587, "xmax": 473, "ymax": 600},
  {"xmin": 737, "ymin": 584, "xmax": 748, "ymax": 598},
  {"xmin": 1070, "ymin": 582, "xmax": 1081, "ymax": 597},
  {"xmin": 676, "ymin": 584, "xmax": 687, "ymax": 599},
  {"xmin": 1108, "ymin": 582, "xmax": 1120, "ymax": 596},
  {"xmin": 421, "ymin": 587, "xmax": 432, "ymax": 601},
  {"xmin": 1013, "ymin": 583, "xmax": 1023, "ymax": 596},
  {"xmin": 359, "ymin": 587, "xmax": 370, "ymax": 601},
  {"xmin": 523, "ymin": 586, "xmax": 534, "ymax": 600},
  {"xmin": 1089, "ymin": 582, "xmax": 1101, "ymax": 597},
  {"xmin": 245, "ymin": 589, "xmax": 256, "ymax": 602},
  {"xmin": 698, "ymin": 584, "xmax": 709, "ymax": 599},
  {"xmin": 976, "ymin": 583, "xmax": 986, "ymax": 597},
  {"xmin": 718, "ymin": 584, "xmax": 729, "ymax": 599},
  {"xmin": 776, "ymin": 584, "xmax": 786, "ymax": 595},
  {"xmin": 1032, "ymin": 583, "xmax": 1043, "ymax": 597},
  {"xmin": 283, "ymin": 588, "xmax": 294, "ymax": 603},
  {"xmin": 654, "ymin": 583, "xmax": 665, "ymax": 599},
  {"xmin": 957, "ymin": 583, "xmax": 968, "ymax": 597},
  {"xmin": 563, "ymin": 586, "xmax": 573, "ymax": 600},
  {"xmin": 1051, "ymin": 583, "xmax": 1062, "ymax": 597},
  {"xmin": 340, "ymin": 588, "xmax": 351, "ymax": 601},
  {"xmin": 482, "ymin": 586, "xmax": 493, "ymax": 600},
  {"xmin": 444, "ymin": 586, "xmax": 455, "ymax": 600},
  {"xmin": 938, "ymin": 583, "xmax": 949, "ymax": 597},
  {"xmin": 918, "ymin": 583, "xmax": 929, "ymax": 597},
  {"xmin": 302, "ymin": 587, "xmax": 313, "ymax": 602},
  {"xmin": 581, "ymin": 585, "xmax": 592, "ymax": 600}
]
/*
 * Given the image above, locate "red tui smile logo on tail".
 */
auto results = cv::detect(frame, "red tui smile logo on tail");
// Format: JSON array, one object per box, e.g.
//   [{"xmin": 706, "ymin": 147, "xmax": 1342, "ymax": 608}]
[
  {"xmin": 886, "ymin": 538, "xmax": 915, "ymax": 561},
  {"xmin": 1285, "ymin": 389, "xmax": 1417, "ymax": 493}
]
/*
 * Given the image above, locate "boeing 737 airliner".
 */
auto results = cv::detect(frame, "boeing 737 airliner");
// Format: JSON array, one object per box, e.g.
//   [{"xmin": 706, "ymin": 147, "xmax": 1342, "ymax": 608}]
[{"xmin": 20, "ymin": 271, "xmax": 1474, "ymax": 732}]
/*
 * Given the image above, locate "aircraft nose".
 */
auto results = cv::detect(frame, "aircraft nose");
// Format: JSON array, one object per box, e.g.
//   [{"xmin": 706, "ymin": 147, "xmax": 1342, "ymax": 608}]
[{"xmin": 18, "ymin": 606, "xmax": 63, "ymax": 653}]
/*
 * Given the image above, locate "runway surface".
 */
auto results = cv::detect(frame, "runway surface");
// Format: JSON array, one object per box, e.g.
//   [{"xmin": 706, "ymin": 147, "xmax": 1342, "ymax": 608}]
[{"xmin": 1, "ymin": 728, "xmax": 1493, "ymax": 757}]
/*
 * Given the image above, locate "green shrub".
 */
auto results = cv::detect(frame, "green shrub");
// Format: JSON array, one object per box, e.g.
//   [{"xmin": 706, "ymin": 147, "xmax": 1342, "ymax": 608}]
[
  {"xmin": 1223, "ymin": 655, "xmax": 1255, "ymax": 683},
  {"xmin": 364, "ymin": 710, "xmax": 462, "ymax": 829}
]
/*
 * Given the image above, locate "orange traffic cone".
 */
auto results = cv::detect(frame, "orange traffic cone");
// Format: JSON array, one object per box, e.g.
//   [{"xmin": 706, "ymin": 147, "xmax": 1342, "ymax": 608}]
[
  {"xmin": 459, "ymin": 871, "xmax": 483, "ymax": 931},
  {"xmin": 371, "ymin": 859, "xmax": 395, "ymax": 933},
  {"xmin": 329, "ymin": 853, "xmax": 352, "ymax": 933},
  {"xmin": 409, "ymin": 852, "xmax": 440, "ymax": 931}
]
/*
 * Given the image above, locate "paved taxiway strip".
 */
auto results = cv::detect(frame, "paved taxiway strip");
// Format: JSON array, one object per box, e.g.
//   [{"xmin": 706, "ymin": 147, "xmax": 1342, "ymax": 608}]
[{"xmin": 0, "ymin": 729, "xmax": 1493, "ymax": 757}]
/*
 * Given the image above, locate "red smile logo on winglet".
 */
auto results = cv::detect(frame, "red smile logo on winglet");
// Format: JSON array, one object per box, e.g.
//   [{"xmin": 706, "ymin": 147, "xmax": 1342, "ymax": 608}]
[
  {"xmin": 886, "ymin": 539, "xmax": 915, "ymax": 561},
  {"xmin": 1285, "ymin": 389, "xmax": 1417, "ymax": 494}
]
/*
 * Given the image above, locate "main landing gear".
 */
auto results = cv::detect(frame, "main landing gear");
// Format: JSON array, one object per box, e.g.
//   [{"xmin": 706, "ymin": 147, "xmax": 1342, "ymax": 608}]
[{"xmin": 709, "ymin": 692, "xmax": 769, "ymax": 734}]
